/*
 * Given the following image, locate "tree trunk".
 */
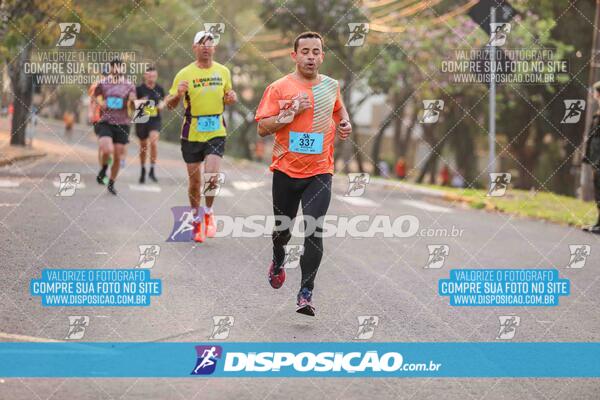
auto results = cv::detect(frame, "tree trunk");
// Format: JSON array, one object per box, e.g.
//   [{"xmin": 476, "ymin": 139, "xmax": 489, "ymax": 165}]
[
  {"xmin": 8, "ymin": 43, "xmax": 33, "ymax": 146},
  {"xmin": 371, "ymin": 109, "xmax": 396, "ymax": 176},
  {"xmin": 395, "ymin": 102, "xmax": 417, "ymax": 159},
  {"xmin": 513, "ymin": 126, "xmax": 544, "ymax": 190},
  {"xmin": 417, "ymin": 124, "xmax": 444, "ymax": 184},
  {"xmin": 453, "ymin": 128, "xmax": 476, "ymax": 185},
  {"xmin": 417, "ymin": 151, "xmax": 437, "ymax": 184}
]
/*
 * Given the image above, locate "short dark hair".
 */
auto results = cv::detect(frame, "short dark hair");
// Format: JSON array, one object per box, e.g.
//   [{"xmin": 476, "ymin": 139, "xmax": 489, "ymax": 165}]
[
  {"xmin": 293, "ymin": 31, "xmax": 324, "ymax": 52},
  {"xmin": 145, "ymin": 65, "xmax": 157, "ymax": 72}
]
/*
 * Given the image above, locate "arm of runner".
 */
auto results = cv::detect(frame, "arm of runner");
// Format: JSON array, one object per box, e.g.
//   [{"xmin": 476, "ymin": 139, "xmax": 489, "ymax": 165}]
[
  {"xmin": 128, "ymin": 85, "xmax": 137, "ymax": 108},
  {"xmin": 89, "ymin": 94, "xmax": 101, "ymax": 111},
  {"xmin": 255, "ymin": 84, "xmax": 313, "ymax": 136},
  {"xmin": 157, "ymin": 87, "xmax": 166, "ymax": 110},
  {"xmin": 256, "ymin": 115, "xmax": 290, "ymax": 137},
  {"xmin": 256, "ymin": 84, "xmax": 286, "ymax": 137},
  {"xmin": 126, "ymin": 85, "xmax": 137, "ymax": 115},
  {"xmin": 93, "ymin": 83, "xmax": 106, "ymax": 110},
  {"xmin": 224, "ymin": 90, "xmax": 237, "ymax": 105},
  {"xmin": 223, "ymin": 68, "xmax": 237, "ymax": 105},
  {"xmin": 166, "ymin": 74, "xmax": 188, "ymax": 109},
  {"xmin": 337, "ymin": 113, "xmax": 352, "ymax": 140},
  {"xmin": 332, "ymin": 85, "xmax": 351, "ymax": 140},
  {"xmin": 257, "ymin": 99, "xmax": 309, "ymax": 136}
]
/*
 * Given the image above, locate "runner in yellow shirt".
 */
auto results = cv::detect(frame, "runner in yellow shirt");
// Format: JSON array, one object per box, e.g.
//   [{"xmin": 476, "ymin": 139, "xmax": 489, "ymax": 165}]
[{"xmin": 166, "ymin": 31, "xmax": 237, "ymax": 242}]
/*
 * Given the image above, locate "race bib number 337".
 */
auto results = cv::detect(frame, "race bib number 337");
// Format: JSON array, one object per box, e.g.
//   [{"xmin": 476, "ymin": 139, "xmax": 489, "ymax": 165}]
[{"xmin": 289, "ymin": 131, "xmax": 323, "ymax": 154}]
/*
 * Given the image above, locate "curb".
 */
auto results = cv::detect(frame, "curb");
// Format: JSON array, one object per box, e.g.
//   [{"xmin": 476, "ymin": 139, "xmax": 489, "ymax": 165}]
[
  {"xmin": 0, "ymin": 147, "xmax": 47, "ymax": 167},
  {"xmin": 369, "ymin": 176, "xmax": 499, "ymax": 211}
]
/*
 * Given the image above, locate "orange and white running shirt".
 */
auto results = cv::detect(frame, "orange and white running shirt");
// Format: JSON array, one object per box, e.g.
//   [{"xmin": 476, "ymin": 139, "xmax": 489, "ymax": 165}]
[{"xmin": 255, "ymin": 73, "xmax": 343, "ymax": 178}]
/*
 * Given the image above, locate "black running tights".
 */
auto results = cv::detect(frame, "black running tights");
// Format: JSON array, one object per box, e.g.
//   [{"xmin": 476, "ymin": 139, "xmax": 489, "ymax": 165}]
[{"xmin": 271, "ymin": 170, "xmax": 332, "ymax": 291}]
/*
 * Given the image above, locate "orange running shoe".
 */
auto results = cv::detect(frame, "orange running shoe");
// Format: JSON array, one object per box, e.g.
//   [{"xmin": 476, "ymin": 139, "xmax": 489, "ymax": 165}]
[
  {"xmin": 204, "ymin": 212, "xmax": 216, "ymax": 238},
  {"xmin": 193, "ymin": 220, "xmax": 205, "ymax": 243}
]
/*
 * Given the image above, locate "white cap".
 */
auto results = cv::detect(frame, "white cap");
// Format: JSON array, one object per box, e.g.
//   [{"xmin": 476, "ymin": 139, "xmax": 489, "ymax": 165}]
[{"xmin": 193, "ymin": 31, "xmax": 214, "ymax": 45}]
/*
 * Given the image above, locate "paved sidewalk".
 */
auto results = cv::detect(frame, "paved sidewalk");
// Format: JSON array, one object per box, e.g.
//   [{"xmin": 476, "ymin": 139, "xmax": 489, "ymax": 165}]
[{"xmin": 0, "ymin": 131, "xmax": 47, "ymax": 166}]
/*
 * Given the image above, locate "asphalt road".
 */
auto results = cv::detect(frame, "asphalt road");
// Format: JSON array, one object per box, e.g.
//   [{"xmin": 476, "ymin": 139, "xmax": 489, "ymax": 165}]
[{"xmin": 1, "ymin": 118, "xmax": 599, "ymax": 399}]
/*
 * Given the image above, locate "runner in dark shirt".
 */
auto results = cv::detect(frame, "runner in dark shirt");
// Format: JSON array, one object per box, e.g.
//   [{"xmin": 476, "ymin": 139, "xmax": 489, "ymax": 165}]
[{"xmin": 135, "ymin": 66, "xmax": 165, "ymax": 183}]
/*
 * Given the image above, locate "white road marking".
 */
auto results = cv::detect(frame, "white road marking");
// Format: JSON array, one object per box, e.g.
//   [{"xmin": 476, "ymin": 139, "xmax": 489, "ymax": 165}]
[
  {"xmin": 0, "ymin": 331, "xmax": 62, "ymax": 342},
  {"xmin": 401, "ymin": 199, "xmax": 452, "ymax": 213},
  {"xmin": 0, "ymin": 203, "xmax": 18, "ymax": 207},
  {"xmin": 232, "ymin": 181, "xmax": 267, "ymax": 191},
  {"xmin": 335, "ymin": 195, "xmax": 380, "ymax": 207},
  {"xmin": 52, "ymin": 181, "xmax": 86, "ymax": 189},
  {"xmin": 0, "ymin": 180, "xmax": 20, "ymax": 188},
  {"xmin": 128, "ymin": 184, "xmax": 162, "ymax": 192},
  {"xmin": 95, "ymin": 251, "xmax": 108, "ymax": 255}
]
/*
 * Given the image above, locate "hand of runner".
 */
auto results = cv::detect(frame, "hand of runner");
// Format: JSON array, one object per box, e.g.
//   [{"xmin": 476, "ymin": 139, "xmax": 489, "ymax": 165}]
[
  {"xmin": 224, "ymin": 90, "xmax": 237, "ymax": 105},
  {"xmin": 177, "ymin": 80, "xmax": 189, "ymax": 97},
  {"xmin": 97, "ymin": 96, "xmax": 107, "ymax": 111},
  {"xmin": 338, "ymin": 119, "xmax": 352, "ymax": 140},
  {"xmin": 294, "ymin": 93, "xmax": 312, "ymax": 115}
]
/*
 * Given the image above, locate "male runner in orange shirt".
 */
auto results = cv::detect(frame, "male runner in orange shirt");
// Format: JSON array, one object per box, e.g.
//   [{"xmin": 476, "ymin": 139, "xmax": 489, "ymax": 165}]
[{"xmin": 255, "ymin": 31, "xmax": 352, "ymax": 316}]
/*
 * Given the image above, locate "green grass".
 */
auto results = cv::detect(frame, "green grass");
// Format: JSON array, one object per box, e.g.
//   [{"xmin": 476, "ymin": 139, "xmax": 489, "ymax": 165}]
[{"xmin": 420, "ymin": 183, "xmax": 597, "ymax": 227}]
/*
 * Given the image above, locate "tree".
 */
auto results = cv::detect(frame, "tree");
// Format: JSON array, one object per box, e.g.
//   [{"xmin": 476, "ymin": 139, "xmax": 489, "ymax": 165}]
[{"xmin": 1, "ymin": 0, "xmax": 148, "ymax": 146}]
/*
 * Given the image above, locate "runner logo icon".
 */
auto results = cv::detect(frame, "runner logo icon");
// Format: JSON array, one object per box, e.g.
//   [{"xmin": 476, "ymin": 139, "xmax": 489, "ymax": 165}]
[
  {"xmin": 191, "ymin": 345, "xmax": 222, "ymax": 375},
  {"xmin": 488, "ymin": 23, "xmax": 511, "ymax": 46},
  {"xmin": 561, "ymin": 100, "xmax": 586, "ymax": 124},
  {"xmin": 420, "ymin": 100, "xmax": 444, "ymax": 124},
  {"xmin": 167, "ymin": 207, "xmax": 195, "ymax": 242},
  {"xmin": 66, "ymin": 316, "xmax": 89, "ymax": 340},
  {"xmin": 132, "ymin": 100, "xmax": 155, "ymax": 123},
  {"xmin": 136, "ymin": 245, "xmax": 160, "ymax": 268},
  {"xmin": 354, "ymin": 316, "xmax": 379, "ymax": 340},
  {"xmin": 283, "ymin": 244, "xmax": 304, "ymax": 269},
  {"xmin": 276, "ymin": 99, "xmax": 299, "ymax": 124},
  {"xmin": 497, "ymin": 315, "xmax": 520, "ymax": 340},
  {"xmin": 56, "ymin": 173, "xmax": 81, "ymax": 197},
  {"xmin": 203, "ymin": 23, "xmax": 225, "ymax": 45},
  {"xmin": 566, "ymin": 244, "xmax": 590, "ymax": 269},
  {"xmin": 346, "ymin": 23, "xmax": 369, "ymax": 47},
  {"xmin": 487, "ymin": 173, "xmax": 511, "ymax": 197},
  {"xmin": 345, "ymin": 173, "xmax": 370, "ymax": 197},
  {"xmin": 209, "ymin": 316, "xmax": 234, "ymax": 340},
  {"xmin": 425, "ymin": 245, "xmax": 449, "ymax": 269},
  {"xmin": 56, "ymin": 23, "xmax": 80, "ymax": 47},
  {"xmin": 203, "ymin": 173, "xmax": 225, "ymax": 197}
]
